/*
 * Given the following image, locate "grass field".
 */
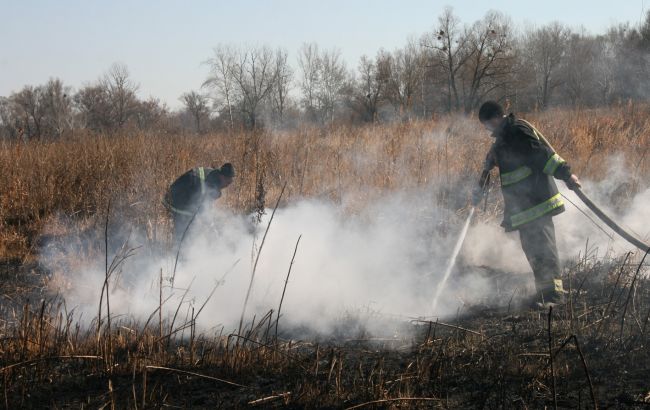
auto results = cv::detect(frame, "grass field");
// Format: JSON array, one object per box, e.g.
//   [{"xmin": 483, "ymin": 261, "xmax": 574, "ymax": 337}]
[
  {"xmin": 1, "ymin": 105, "xmax": 649, "ymax": 408},
  {"xmin": 2, "ymin": 103, "xmax": 649, "ymax": 259}
]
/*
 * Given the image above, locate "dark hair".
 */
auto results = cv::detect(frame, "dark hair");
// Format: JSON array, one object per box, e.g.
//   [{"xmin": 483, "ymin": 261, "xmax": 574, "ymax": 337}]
[
  {"xmin": 219, "ymin": 162, "xmax": 235, "ymax": 178},
  {"xmin": 478, "ymin": 101, "xmax": 504, "ymax": 123}
]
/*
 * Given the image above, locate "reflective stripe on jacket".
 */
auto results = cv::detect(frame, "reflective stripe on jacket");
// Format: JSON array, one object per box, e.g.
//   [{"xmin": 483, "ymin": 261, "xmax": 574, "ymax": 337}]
[{"xmin": 484, "ymin": 114, "xmax": 573, "ymax": 231}]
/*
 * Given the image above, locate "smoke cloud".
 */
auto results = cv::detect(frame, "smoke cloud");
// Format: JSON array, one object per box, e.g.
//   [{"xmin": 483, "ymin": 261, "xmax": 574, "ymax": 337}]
[{"xmin": 41, "ymin": 168, "xmax": 648, "ymax": 339}]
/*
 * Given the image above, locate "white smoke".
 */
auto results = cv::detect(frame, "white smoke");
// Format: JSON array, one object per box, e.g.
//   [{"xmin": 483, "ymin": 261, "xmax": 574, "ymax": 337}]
[
  {"xmin": 42, "ymin": 190, "xmax": 489, "ymax": 336},
  {"xmin": 555, "ymin": 160, "xmax": 650, "ymax": 260},
  {"xmin": 41, "ymin": 167, "xmax": 648, "ymax": 338}
]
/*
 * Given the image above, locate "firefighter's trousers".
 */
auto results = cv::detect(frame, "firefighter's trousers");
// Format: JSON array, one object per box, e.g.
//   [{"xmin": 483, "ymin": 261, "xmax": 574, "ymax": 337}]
[
  {"xmin": 172, "ymin": 212, "xmax": 194, "ymax": 245},
  {"xmin": 518, "ymin": 215, "xmax": 565, "ymax": 303}
]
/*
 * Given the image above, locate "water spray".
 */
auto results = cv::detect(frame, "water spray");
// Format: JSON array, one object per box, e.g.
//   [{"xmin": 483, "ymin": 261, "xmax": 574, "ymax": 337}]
[
  {"xmin": 431, "ymin": 169, "xmax": 491, "ymax": 314},
  {"xmin": 431, "ymin": 206, "xmax": 476, "ymax": 314}
]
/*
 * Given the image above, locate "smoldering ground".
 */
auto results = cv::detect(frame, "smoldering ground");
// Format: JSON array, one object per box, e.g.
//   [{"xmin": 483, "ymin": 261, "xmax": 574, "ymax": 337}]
[
  {"xmin": 40, "ymin": 189, "xmax": 487, "ymax": 338},
  {"xmin": 40, "ymin": 169, "xmax": 649, "ymax": 341}
]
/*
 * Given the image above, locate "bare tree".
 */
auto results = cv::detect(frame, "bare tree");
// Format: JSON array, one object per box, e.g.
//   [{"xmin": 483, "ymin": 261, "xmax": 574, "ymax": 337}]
[
  {"xmin": 317, "ymin": 48, "xmax": 348, "ymax": 124},
  {"xmin": 561, "ymin": 31, "xmax": 598, "ymax": 106},
  {"xmin": 180, "ymin": 91, "xmax": 211, "ymax": 133},
  {"xmin": 355, "ymin": 52, "xmax": 391, "ymax": 122},
  {"xmin": 203, "ymin": 45, "xmax": 237, "ymax": 129},
  {"xmin": 386, "ymin": 39, "xmax": 425, "ymax": 119},
  {"xmin": 297, "ymin": 42, "xmax": 321, "ymax": 121},
  {"xmin": 297, "ymin": 44, "xmax": 349, "ymax": 124},
  {"xmin": 640, "ymin": 9, "xmax": 650, "ymax": 49},
  {"xmin": 100, "ymin": 63, "xmax": 139, "ymax": 129},
  {"xmin": 135, "ymin": 97, "xmax": 168, "ymax": 131},
  {"xmin": 11, "ymin": 85, "xmax": 46, "ymax": 139},
  {"xmin": 6, "ymin": 79, "xmax": 74, "ymax": 139},
  {"xmin": 74, "ymin": 84, "xmax": 112, "ymax": 131},
  {"xmin": 459, "ymin": 11, "xmax": 516, "ymax": 113},
  {"xmin": 592, "ymin": 32, "xmax": 618, "ymax": 105},
  {"xmin": 523, "ymin": 22, "xmax": 569, "ymax": 109},
  {"xmin": 271, "ymin": 48, "xmax": 293, "ymax": 126},
  {"xmin": 42, "ymin": 78, "xmax": 73, "ymax": 137},
  {"xmin": 0, "ymin": 96, "xmax": 20, "ymax": 140},
  {"xmin": 422, "ymin": 7, "xmax": 473, "ymax": 111},
  {"xmin": 230, "ymin": 46, "xmax": 278, "ymax": 129}
]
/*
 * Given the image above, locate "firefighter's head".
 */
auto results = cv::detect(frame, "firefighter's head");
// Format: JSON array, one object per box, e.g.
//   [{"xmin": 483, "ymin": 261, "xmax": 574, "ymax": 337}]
[
  {"xmin": 208, "ymin": 163, "xmax": 235, "ymax": 188},
  {"xmin": 218, "ymin": 163, "xmax": 235, "ymax": 188},
  {"xmin": 478, "ymin": 101, "xmax": 505, "ymax": 134}
]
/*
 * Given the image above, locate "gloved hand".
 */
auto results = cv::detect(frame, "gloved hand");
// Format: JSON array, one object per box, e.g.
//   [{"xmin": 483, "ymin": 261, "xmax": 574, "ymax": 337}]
[
  {"xmin": 471, "ymin": 186, "xmax": 485, "ymax": 206},
  {"xmin": 565, "ymin": 174, "xmax": 582, "ymax": 190}
]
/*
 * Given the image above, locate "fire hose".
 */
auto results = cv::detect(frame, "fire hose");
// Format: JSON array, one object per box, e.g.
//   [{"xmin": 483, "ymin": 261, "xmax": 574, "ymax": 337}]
[
  {"xmin": 529, "ymin": 123, "xmax": 650, "ymax": 253},
  {"xmin": 571, "ymin": 187, "xmax": 649, "ymax": 252}
]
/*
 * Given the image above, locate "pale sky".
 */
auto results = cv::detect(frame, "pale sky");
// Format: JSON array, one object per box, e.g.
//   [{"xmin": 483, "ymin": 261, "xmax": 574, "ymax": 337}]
[{"xmin": 1, "ymin": 1, "xmax": 647, "ymax": 109}]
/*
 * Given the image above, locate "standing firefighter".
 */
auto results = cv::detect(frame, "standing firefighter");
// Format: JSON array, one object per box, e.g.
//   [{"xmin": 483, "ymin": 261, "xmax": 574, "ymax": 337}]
[
  {"xmin": 474, "ymin": 101, "xmax": 581, "ymax": 307},
  {"xmin": 164, "ymin": 163, "xmax": 235, "ymax": 242}
]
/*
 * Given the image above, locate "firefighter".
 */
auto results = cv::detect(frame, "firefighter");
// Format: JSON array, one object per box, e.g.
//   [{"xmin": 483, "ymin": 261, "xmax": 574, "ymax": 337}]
[
  {"xmin": 164, "ymin": 163, "xmax": 235, "ymax": 243},
  {"xmin": 474, "ymin": 101, "xmax": 581, "ymax": 307}
]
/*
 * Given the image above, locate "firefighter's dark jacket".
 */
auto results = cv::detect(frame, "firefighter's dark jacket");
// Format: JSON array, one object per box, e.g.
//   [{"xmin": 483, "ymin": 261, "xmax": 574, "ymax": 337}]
[
  {"xmin": 482, "ymin": 114, "xmax": 573, "ymax": 231},
  {"xmin": 164, "ymin": 167, "xmax": 222, "ymax": 216}
]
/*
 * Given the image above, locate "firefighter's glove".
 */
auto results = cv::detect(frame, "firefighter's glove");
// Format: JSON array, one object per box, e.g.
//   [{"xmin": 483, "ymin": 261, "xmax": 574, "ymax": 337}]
[
  {"xmin": 565, "ymin": 174, "xmax": 582, "ymax": 191},
  {"xmin": 471, "ymin": 186, "xmax": 485, "ymax": 206}
]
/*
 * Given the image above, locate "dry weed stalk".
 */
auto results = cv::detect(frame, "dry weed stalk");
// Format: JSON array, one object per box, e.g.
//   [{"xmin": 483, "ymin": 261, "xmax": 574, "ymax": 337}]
[{"xmin": 238, "ymin": 182, "xmax": 287, "ymax": 335}]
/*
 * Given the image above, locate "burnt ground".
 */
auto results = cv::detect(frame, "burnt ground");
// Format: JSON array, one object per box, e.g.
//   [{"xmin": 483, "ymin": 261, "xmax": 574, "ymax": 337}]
[
  {"xmin": 1, "ymin": 257, "xmax": 649, "ymax": 409},
  {"xmin": 0, "ymin": 258, "xmax": 49, "ymax": 317}
]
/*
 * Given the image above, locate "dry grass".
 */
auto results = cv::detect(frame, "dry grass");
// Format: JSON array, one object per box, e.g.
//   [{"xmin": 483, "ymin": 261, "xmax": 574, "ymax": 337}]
[
  {"xmin": 2, "ymin": 103, "xmax": 649, "ymax": 259},
  {"xmin": 1, "ymin": 104, "xmax": 650, "ymax": 407}
]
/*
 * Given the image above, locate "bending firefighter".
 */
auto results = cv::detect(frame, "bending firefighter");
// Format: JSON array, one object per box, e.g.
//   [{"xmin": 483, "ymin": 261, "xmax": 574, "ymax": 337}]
[
  {"xmin": 474, "ymin": 101, "xmax": 581, "ymax": 307},
  {"xmin": 164, "ymin": 163, "xmax": 235, "ymax": 242}
]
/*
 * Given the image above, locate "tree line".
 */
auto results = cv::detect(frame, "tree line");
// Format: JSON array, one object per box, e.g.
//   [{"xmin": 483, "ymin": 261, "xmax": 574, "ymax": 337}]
[{"xmin": 2, "ymin": 7, "xmax": 650, "ymax": 139}]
